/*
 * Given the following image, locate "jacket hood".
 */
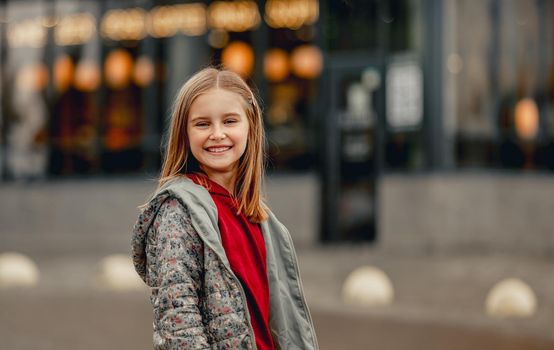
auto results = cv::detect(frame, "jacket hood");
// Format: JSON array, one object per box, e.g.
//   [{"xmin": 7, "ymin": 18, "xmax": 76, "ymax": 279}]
[{"xmin": 131, "ymin": 190, "xmax": 171, "ymax": 286}]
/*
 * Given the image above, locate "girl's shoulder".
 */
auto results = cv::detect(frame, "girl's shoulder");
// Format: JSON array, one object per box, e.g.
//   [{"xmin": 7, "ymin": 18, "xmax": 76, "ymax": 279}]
[
  {"xmin": 156, "ymin": 196, "xmax": 189, "ymax": 220},
  {"xmin": 154, "ymin": 176, "xmax": 220, "ymax": 228},
  {"xmin": 155, "ymin": 176, "xmax": 213, "ymax": 206}
]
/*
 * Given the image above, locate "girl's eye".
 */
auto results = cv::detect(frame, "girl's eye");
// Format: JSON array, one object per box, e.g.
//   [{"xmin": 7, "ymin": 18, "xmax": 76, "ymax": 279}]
[
  {"xmin": 195, "ymin": 122, "xmax": 209, "ymax": 127},
  {"xmin": 225, "ymin": 119, "xmax": 238, "ymax": 125}
]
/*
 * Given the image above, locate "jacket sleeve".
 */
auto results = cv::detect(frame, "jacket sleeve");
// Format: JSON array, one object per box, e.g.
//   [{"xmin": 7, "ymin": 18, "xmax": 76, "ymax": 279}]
[{"xmin": 149, "ymin": 197, "xmax": 211, "ymax": 349}]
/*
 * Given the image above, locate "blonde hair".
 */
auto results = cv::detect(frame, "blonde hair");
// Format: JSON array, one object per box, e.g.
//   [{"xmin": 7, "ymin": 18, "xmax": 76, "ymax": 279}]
[{"xmin": 158, "ymin": 67, "xmax": 268, "ymax": 223}]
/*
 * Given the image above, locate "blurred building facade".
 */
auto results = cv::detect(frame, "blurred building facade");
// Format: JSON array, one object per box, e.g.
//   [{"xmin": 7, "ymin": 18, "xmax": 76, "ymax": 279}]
[
  {"xmin": 0, "ymin": 0, "xmax": 553, "ymax": 251},
  {"xmin": 0, "ymin": 0, "xmax": 324, "ymax": 179}
]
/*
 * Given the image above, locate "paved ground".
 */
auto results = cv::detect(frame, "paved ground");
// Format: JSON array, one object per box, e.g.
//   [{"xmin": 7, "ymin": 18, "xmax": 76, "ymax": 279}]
[
  {"xmin": 1, "ymin": 246, "xmax": 553, "ymax": 350},
  {"xmin": 1, "ymin": 252, "xmax": 554, "ymax": 350},
  {"xmin": 2, "ymin": 286, "xmax": 554, "ymax": 350},
  {"xmin": 1, "ymin": 174, "xmax": 554, "ymax": 349}
]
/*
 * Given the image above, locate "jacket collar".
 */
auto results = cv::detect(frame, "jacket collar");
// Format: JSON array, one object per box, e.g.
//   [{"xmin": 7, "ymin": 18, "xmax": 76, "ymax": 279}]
[{"xmin": 187, "ymin": 173, "xmax": 232, "ymax": 198}]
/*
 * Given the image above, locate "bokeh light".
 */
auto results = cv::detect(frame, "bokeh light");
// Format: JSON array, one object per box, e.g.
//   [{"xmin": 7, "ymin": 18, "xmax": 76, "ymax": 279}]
[
  {"xmin": 208, "ymin": 29, "xmax": 229, "ymax": 49},
  {"xmin": 133, "ymin": 56, "xmax": 155, "ymax": 87},
  {"xmin": 264, "ymin": 48, "xmax": 290, "ymax": 82},
  {"xmin": 265, "ymin": 0, "xmax": 319, "ymax": 30},
  {"xmin": 514, "ymin": 98, "xmax": 539, "ymax": 141},
  {"xmin": 55, "ymin": 12, "xmax": 97, "ymax": 46},
  {"xmin": 74, "ymin": 60, "xmax": 101, "ymax": 92},
  {"xmin": 221, "ymin": 41, "xmax": 255, "ymax": 78},
  {"xmin": 290, "ymin": 44, "xmax": 323, "ymax": 79},
  {"xmin": 148, "ymin": 3, "xmax": 207, "ymax": 38},
  {"xmin": 15, "ymin": 63, "xmax": 49, "ymax": 91},
  {"xmin": 104, "ymin": 49, "xmax": 134, "ymax": 90},
  {"xmin": 7, "ymin": 18, "xmax": 47, "ymax": 48},
  {"xmin": 208, "ymin": 1, "xmax": 260, "ymax": 32},
  {"xmin": 101, "ymin": 8, "xmax": 147, "ymax": 41},
  {"xmin": 54, "ymin": 55, "xmax": 75, "ymax": 93}
]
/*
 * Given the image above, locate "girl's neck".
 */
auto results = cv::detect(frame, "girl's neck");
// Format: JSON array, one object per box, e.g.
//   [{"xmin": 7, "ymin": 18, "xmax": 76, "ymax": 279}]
[{"xmin": 201, "ymin": 168, "xmax": 237, "ymax": 194}]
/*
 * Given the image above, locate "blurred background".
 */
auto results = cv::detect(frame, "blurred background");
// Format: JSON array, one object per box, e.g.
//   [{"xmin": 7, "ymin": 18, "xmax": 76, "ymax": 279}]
[{"xmin": 1, "ymin": 0, "xmax": 554, "ymax": 349}]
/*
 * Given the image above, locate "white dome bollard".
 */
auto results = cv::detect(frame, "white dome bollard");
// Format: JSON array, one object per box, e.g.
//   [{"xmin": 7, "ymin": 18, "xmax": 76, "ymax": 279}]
[
  {"xmin": 0, "ymin": 252, "xmax": 40, "ymax": 288},
  {"xmin": 95, "ymin": 254, "xmax": 145, "ymax": 291},
  {"xmin": 485, "ymin": 278, "xmax": 537, "ymax": 318},
  {"xmin": 342, "ymin": 266, "xmax": 394, "ymax": 307}
]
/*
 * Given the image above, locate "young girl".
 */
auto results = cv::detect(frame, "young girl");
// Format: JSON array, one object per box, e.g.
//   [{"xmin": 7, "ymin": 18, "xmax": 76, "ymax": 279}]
[{"xmin": 132, "ymin": 67, "xmax": 318, "ymax": 349}]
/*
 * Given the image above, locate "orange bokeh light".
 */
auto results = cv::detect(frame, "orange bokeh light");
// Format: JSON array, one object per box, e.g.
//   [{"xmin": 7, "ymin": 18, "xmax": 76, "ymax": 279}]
[
  {"xmin": 290, "ymin": 44, "xmax": 323, "ymax": 79},
  {"xmin": 221, "ymin": 41, "xmax": 255, "ymax": 78},
  {"xmin": 16, "ymin": 63, "xmax": 49, "ymax": 92},
  {"xmin": 104, "ymin": 49, "xmax": 134, "ymax": 90},
  {"xmin": 133, "ymin": 56, "xmax": 155, "ymax": 87},
  {"xmin": 74, "ymin": 60, "xmax": 101, "ymax": 92},
  {"xmin": 514, "ymin": 98, "xmax": 539, "ymax": 141},
  {"xmin": 264, "ymin": 48, "xmax": 289, "ymax": 82},
  {"xmin": 54, "ymin": 55, "xmax": 75, "ymax": 93}
]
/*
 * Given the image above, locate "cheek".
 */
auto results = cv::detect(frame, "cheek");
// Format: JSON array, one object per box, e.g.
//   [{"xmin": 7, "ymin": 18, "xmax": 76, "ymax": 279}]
[
  {"xmin": 186, "ymin": 132, "xmax": 203, "ymax": 156},
  {"xmin": 238, "ymin": 128, "xmax": 250, "ymax": 157},
  {"xmin": 238, "ymin": 128, "xmax": 249, "ymax": 149}
]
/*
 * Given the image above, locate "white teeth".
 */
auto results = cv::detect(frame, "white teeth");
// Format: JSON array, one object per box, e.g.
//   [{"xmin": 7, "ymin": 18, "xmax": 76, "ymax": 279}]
[{"xmin": 207, "ymin": 146, "xmax": 231, "ymax": 153}]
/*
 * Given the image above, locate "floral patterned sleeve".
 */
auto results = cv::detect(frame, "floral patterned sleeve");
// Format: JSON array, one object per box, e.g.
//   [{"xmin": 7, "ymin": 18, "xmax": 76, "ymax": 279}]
[{"xmin": 150, "ymin": 197, "xmax": 210, "ymax": 349}]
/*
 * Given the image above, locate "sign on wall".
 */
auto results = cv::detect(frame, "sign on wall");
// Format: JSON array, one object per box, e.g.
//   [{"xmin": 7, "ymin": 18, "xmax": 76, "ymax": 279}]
[{"xmin": 386, "ymin": 60, "xmax": 423, "ymax": 130}]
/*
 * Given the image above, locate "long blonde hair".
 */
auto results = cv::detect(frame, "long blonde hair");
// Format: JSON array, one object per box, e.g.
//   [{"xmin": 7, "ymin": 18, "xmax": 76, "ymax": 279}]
[{"xmin": 159, "ymin": 67, "xmax": 268, "ymax": 223}]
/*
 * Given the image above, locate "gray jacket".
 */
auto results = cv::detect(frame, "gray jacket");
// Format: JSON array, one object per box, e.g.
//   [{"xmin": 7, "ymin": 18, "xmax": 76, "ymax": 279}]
[{"xmin": 132, "ymin": 177, "xmax": 319, "ymax": 349}]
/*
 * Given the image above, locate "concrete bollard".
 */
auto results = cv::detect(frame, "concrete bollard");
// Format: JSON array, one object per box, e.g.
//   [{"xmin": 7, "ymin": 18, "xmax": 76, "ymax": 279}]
[
  {"xmin": 95, "ymin": 254, "xmax": 145, "ymax": 291},
  {"xmin": 0, "ymin": 252, "xmax": 40, "ymax": 288},
  {"xmin": 485, "ymin": 278, "xmax": 537, "ymax": 318},
  {"xmin": 342, "ymin": 266, "xmax": 394, "ymax": 307}
]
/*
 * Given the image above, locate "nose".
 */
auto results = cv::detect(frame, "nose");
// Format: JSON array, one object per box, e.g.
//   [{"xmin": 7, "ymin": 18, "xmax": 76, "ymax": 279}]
[{"xmin": 209, "ymin": 124, "xmax": 226, "ymax": 140}]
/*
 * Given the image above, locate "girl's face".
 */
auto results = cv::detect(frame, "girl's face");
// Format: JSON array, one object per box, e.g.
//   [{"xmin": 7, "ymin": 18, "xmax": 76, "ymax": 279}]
[{"xmin": 187, "ymin": 88, "xmax": 250, "ymax": 179}]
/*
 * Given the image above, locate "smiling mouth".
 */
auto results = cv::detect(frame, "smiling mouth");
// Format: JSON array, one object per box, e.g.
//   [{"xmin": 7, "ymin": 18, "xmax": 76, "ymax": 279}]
[{"xmin": 205, "ymin": 146, "xmax": 232, "ymax": 153}]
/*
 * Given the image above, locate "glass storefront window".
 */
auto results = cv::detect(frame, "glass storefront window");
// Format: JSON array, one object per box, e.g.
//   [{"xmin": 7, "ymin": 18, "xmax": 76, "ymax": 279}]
[
  {"xmin": 264, "ymin": 24, "xmax": 321, "ymax": 171},
  {"xmin": 49, "ymin": 1, "xmax": 101, "ymax": 175},
  {"xmin": 453, "ymin": 0, "xmax": 554, "ymax": 171},
  {"xmin": 323, "ymin": 0, "xmax": 424, "ymax": 173}
]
